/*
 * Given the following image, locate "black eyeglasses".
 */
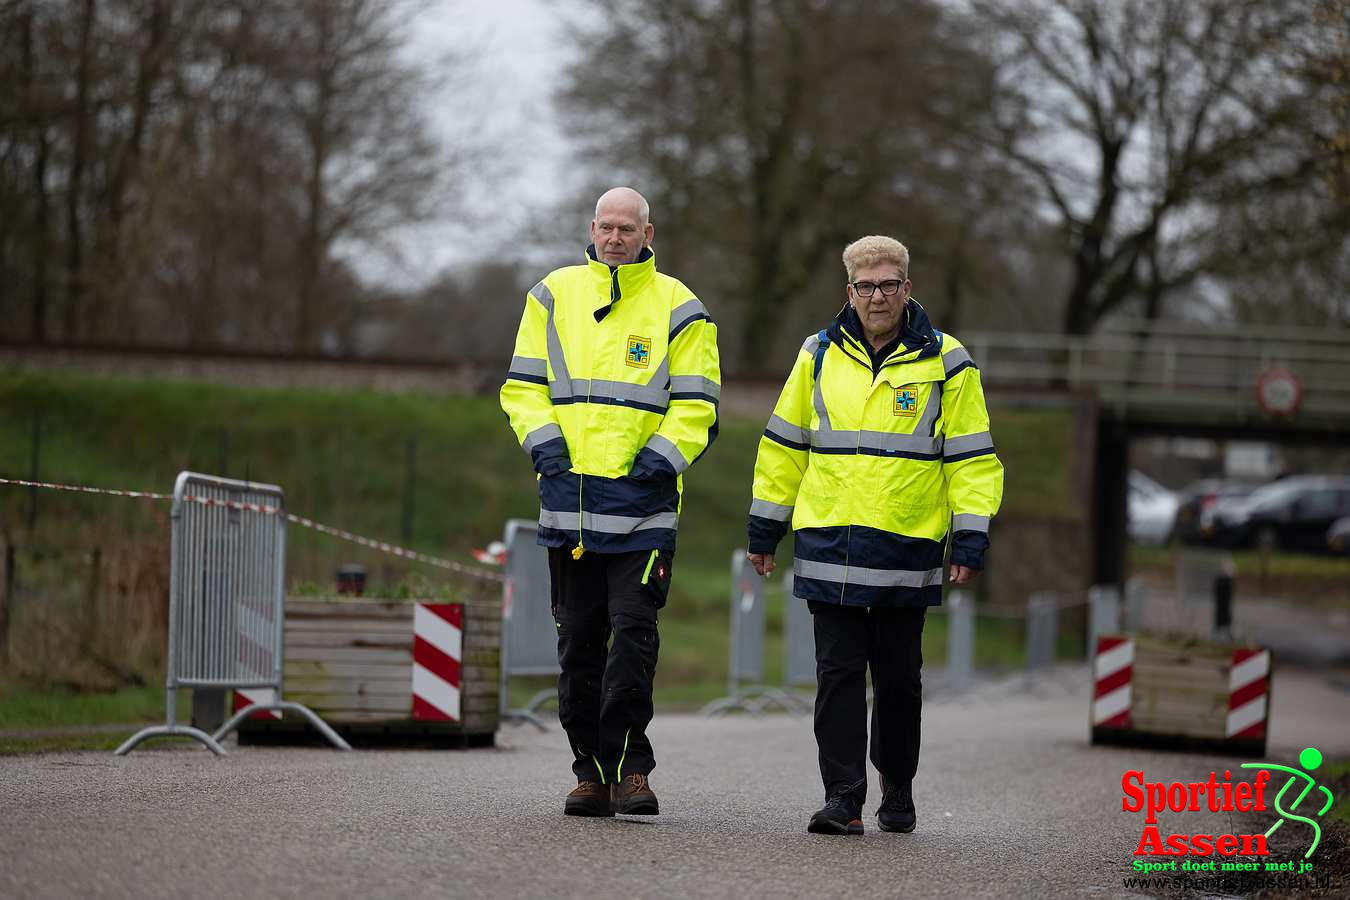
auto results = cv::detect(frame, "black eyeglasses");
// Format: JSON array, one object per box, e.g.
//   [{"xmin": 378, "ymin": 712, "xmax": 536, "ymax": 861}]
[{"xmin": 850, "ymin": 279, "xmax": 905, "ymax": 298}]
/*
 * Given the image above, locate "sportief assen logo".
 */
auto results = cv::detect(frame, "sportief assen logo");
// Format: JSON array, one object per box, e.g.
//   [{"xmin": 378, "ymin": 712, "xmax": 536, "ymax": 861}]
[{"xmin": 1123, "ymin": 747, "xmax": 1334, "ymax": 877}]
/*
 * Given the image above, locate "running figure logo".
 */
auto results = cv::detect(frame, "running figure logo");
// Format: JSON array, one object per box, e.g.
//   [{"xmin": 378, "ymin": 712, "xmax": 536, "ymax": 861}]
[{"xmin": 1241, "ymin": 747, "xmax": 1335, "ymax": 859}]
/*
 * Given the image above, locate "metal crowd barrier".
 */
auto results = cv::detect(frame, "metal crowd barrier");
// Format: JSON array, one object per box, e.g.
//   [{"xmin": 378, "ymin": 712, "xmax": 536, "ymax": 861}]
[
  {"xmin": 702, "ymin": 563, "xmax": 999, "ymax": 716},
  {"xmin": 700, "ymin": 551, "xmax": 1141, "ymax": 709},
  {"xmin": 1124, "ymin": 578, "xmax": 1147, "ymax": 632},
  {"xmin": 1087, "ymin": 585, "xmax": 1121, "ymax": 654},
  {"xmin": 116, "ymin": 472, "xmax": 349, "ymax": 755},
  {"xmin": 945, "ymin": 589, "xmax": 975, "ymax": 685},
  {"xmin": 701, "ymin": 551, "xmax": 807, "ymax": 716},
  {"xmin": 1024, "ymin": 592, "xmax": 1060, "ymax": 671},
  {"xmin": 499, "ymin": 518, "xmax": 560, "ymax": 730},
  {"xmin": 782, "ymin": 571, "xmax": 816, "ymax": 698}
]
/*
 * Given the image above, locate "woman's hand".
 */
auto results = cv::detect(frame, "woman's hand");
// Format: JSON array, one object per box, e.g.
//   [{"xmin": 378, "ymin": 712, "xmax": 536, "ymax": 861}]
[
  {"xmin": 747, "ymin": 552, "xmax": 775, "ymax": 577},
  {"xmin": 949, "ymin": 564, "xmax": 979, "ymax": 585}
]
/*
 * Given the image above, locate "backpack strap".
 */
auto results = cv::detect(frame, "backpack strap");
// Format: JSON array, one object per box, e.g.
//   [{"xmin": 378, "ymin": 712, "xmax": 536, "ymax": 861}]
[{"xmin": 812, "ymin": 329, "xmax": 830, "ymax": 381}]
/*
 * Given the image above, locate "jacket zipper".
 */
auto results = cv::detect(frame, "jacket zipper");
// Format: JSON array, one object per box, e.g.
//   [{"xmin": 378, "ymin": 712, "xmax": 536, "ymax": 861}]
[
  {"xmin": 835, "ymin": 332, "xmax": 924, "ymax": 606},
  {"xmin": 574, "ymin": 267, "xmax": 624, "ymax": 558},
  {"xmin": 573, "ymin": 360, "xmax": 593, "ymax": 560},
  {"xmin": 840, "ymin": 369, "xmax": 871, "ymax": 605}
]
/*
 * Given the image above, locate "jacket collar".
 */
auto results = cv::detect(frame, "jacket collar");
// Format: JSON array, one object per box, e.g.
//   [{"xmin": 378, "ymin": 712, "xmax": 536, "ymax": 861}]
[
  {"xmin": 586, "ymin": 244, "xmax": 656, "ymax": 307},
  {"xmin": 828, "ymin": 299, "xmax": 941, "ymax": 367}
]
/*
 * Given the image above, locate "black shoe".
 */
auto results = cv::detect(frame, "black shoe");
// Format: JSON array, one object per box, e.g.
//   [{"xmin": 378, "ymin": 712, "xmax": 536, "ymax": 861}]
[
  {"xmin": 807, "ymin": 795, "xmax": 864, "ymax": 835},
  {"xmin": 877, "ymin": 775, "xmax": 916, "ymax": 833},
  {"xmin": 612, "ymin": 773, "xmax": 660, "ymax": 815},
  {"xmin": 564, "ymin": 781, "xmax": 613, "ymax": 817}
]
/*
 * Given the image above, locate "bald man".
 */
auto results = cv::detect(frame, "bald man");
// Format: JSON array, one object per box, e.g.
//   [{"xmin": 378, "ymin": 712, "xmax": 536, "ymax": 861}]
[{"xmin": 501, "ymin": 188, "xmax": 722, "ymax": 818}]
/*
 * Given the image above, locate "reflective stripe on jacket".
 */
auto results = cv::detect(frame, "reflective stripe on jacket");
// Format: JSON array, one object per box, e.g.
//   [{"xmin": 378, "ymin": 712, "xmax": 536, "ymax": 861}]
[
  {"xmin": 747, "ymin": 301, "xmax": 1003, "ymax": 608},
  {"xmin": 501, "ymin": 246, "xmax": 721, "ymax": 553}
]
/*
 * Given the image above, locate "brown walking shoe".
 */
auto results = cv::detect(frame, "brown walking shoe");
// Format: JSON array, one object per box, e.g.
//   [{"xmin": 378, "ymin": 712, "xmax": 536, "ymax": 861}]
[
  {"xmin": 611, "ymin": 773, "xmax": 660, "ymax": 815},
  {"xmin": 564, "ymin": 781, "xmax": 613, "ymax": 817}
]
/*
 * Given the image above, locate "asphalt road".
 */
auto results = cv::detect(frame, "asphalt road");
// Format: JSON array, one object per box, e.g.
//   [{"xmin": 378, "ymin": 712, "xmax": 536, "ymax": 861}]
[{"xmin": 3, "ymin": 666, "xmax": 1347, "ymax": 900}]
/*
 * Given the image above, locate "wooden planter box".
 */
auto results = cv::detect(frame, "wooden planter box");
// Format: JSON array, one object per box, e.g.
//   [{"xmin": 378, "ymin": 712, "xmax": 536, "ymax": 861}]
[
  {"xmin": 237, "ymin": 597, "xmax": 500, "ymax": 748},
  {"xmin": 1090, "ymin": 633, "xmax": 1270, "ymax": 757}
]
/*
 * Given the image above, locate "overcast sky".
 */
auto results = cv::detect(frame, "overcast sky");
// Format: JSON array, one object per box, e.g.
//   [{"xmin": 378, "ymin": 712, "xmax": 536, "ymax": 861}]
[{"xmin": 359, "ymin": 0, "xmax": 582, "ymax": 290}]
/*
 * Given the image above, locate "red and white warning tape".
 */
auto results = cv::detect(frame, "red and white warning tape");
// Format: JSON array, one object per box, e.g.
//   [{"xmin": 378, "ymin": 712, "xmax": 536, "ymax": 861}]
[
  {"xmin": 286, "ymin": 514, "xmax": 501, "ymax": 580},
  {"xmin": 1, "ymin": 476, "xmax": 502, "ymax": 582},
  {"xmin": 0, "ymin": 477, "xmax": 172, "ymax": 502}
]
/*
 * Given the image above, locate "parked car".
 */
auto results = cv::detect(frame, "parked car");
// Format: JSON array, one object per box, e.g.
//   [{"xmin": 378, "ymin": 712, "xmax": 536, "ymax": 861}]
[
  {"xmin": 1328, "ymin": 517, "xmax": 1350, "ymax": 555},
  {"xmin": 1205, "ymin": 475, "xmax": 1350, "ymax": 553},
  {"xmin": 1173, "ymin": 478, "xmax": 1263, "ymax": 545},
  {"xmin": 1128, "ymin": 470, "xmax": 1179, "ymax": 545}
]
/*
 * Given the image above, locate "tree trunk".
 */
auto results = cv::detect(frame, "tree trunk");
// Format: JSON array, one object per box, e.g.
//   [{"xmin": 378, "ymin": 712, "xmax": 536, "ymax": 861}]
[
  {"xmin": 98, "ymin": 0, "xmax": 171, "ymax": 340},
  {"xmin": 20, "ymin": 4, "xmax": 50, "ymax": 343},
  {"xmin": 65, "ymin": 0, "xmax": 95, "ymax": 341}
]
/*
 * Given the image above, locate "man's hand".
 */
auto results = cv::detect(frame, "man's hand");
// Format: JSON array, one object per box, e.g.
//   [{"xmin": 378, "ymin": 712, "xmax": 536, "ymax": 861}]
[
  {"xmin": 748, "ymin": 552, "xmax": 775, "ymax": 577},
  {"xmin": 949, "ymin": 564, "xmax": 979, "ymax": 585}
]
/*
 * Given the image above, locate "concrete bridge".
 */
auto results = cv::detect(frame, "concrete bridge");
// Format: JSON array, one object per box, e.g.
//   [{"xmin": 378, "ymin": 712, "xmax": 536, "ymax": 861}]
[{"xmin": 961, "ymin": 319, "xmax": 1350, "ymax": 586}]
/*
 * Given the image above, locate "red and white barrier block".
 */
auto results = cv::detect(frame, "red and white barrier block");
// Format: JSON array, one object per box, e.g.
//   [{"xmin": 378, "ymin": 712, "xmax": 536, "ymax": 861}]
[
  {"xmin": 232, "ymin": 602, "xmax": 466, "ymax": 725},
  {"xmin": 232, "ymin": 688, "xmax": 282, "ymax": 720},
  {"xmin": 1226, "ymin": 648, "xmax": 1270, "ymax": 740},
  {"xmin": 1092, "ymin": 636, "xmax": 1134, "ymax": 730},
  {"xmin": 1090, "ymin": 634, "xmax": 1270, "ymax": 756},
  {"xmin": 412, "ymin": 603, "xmax": 463, "ymax": 723}
]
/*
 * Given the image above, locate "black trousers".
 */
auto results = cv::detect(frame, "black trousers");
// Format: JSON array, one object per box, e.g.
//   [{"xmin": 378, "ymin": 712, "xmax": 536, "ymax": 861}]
[
  {"xmin": 549, "ymin": 547, "xmax": 672, "ymax": 784},
  {"xmin": 810, "ymin": 601, "xmax": 925, "ymax": 804}
]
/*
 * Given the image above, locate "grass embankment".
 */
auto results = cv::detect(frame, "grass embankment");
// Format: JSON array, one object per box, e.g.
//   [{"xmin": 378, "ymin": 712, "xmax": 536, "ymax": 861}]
[
  {"xmin": 0, "ymin": 369, "xmax": 1076, "ymax": 749},
  {"xmin": 0, "ymin": 684, "xmax": 190, "ymax": 753}
]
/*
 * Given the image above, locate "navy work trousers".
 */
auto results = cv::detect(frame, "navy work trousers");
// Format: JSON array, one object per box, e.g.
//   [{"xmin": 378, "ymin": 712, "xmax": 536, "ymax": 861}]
[
  {"xmin": 549, "ymin": 546, "xmax": 672, "ymax": 784},
  {"xmin": 809, "ymin": 601, "xmax": 925, "ymax": 804}
]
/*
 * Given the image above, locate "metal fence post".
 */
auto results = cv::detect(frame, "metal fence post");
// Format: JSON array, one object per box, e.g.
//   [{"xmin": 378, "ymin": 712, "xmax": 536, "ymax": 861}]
[
  {"xmin": 80, "ymin": 547, "xmax": 101, "ymax": 654},
  {"xmin": 1124, "ymin": 577, "xmax": 1147, "ymax": 632},
  {"xmin": 401, "ymin": 435, "xmax": 418, "ymax": 544},
  {"xmin": 1025, "ymin": 592, "xmax": 1058, "ymax": 672},
  {"xmin": 0, "ymin": 541, "xmax": 12, "ymax": 670},
  {"xmin": 1087, "ymin": 585, "xmax": 1121, "ymax": 658},
  {"xmin": 1213, "ymin": 572, "xmax": 1234, "ymax": 640},
  {"xmin": 946, "ymin": 589, "xmax": 975, "ymax": 685},
  {"xmin": 27, "ymin": 411, "xmax": 40, "ymax": 532}
]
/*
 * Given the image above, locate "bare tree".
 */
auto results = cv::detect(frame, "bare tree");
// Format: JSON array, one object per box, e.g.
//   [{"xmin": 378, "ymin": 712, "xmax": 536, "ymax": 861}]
[
  {"xmin": 965, "ymin": 0, "xmax": 1342, "ymax": 333},
  {"xmin": 1212, "ymin": 0, "xmax": 1349, "ymax": 327},
  {"xmin": 558, "ymin": 0, "xmax": 1041, "ymax": 370},
  {"xmin": 0, "ymin": 0, "xmax": 58, "ymax": 342},
  {"xmin": 258, "ymin": 0, "xmax": 451, "ymax": 352},
  {"xmin": 0, "ymin": 0, "xmax": 470, "ymax": 354}
]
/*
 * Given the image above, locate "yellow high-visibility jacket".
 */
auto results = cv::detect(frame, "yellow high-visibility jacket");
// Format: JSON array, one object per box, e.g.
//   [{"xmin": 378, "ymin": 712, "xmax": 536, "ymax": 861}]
[
  {"xmin": 501, "ymin": 246, "xmax": 721, "ymax": 554},
  {"xmin": 747, "ymin": 301, "xmax": 1003, "ymax": 607}
]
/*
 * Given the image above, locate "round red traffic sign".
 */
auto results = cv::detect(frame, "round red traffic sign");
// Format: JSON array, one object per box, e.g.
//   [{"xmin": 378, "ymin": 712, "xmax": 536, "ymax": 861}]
[{"xmin": 1255, "ymin": 368, "xmax": 1302, "ymax": 416}]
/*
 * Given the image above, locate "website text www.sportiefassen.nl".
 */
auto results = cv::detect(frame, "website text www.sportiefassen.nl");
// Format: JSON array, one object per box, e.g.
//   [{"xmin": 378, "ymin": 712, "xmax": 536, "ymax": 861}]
[{"xmin": 1120, "ymin": 872, "xmax": 1343, "ymax": 894}]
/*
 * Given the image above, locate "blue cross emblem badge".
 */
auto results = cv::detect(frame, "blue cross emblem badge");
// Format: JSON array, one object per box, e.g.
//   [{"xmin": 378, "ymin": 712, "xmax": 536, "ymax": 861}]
[
  {"xmin": 626, "ymin": 335, "xmax": 651, "ymax": 369},
  {"xmin": 894, "ymin": 388, "xmax": 918, "ymax": 417}
]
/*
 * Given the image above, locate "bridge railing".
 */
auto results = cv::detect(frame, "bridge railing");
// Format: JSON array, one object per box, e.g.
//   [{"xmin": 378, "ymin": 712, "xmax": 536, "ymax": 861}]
[{"xmin": 964, "ymin": 323, "xmax": 1350, "ymax": 418}]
